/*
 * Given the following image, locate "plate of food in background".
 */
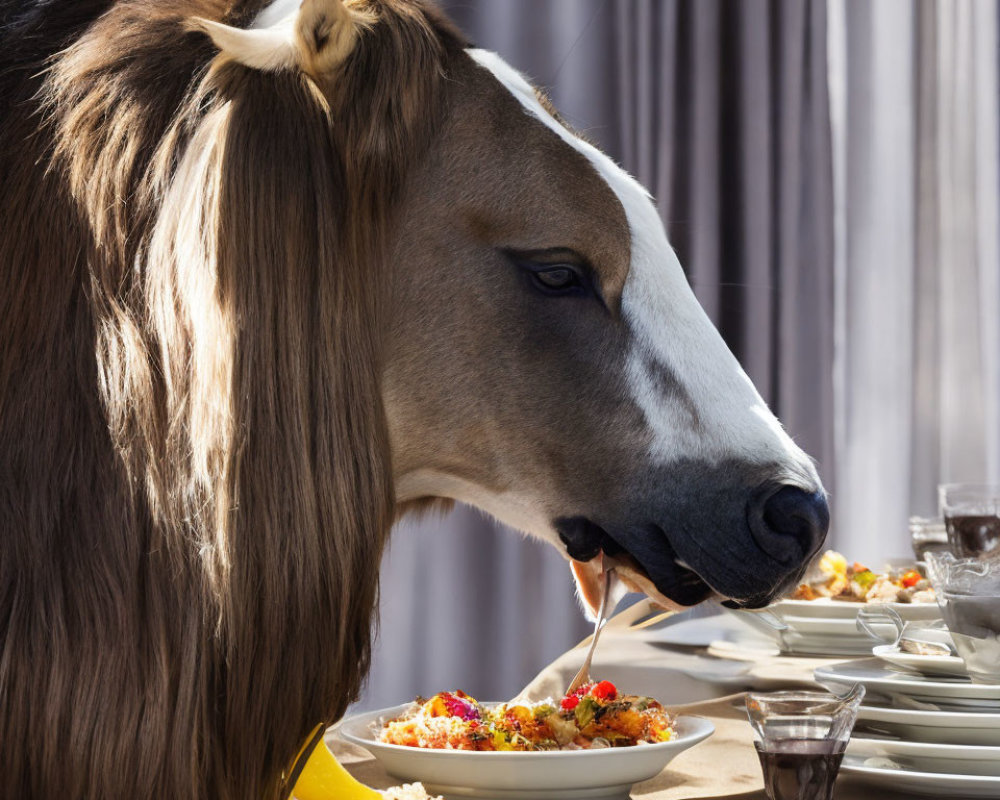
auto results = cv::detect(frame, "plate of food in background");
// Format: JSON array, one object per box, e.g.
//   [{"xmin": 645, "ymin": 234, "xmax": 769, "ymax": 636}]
[{"xmin": 728, "ymin": 551, "xmax": 941, "ymax": 655}]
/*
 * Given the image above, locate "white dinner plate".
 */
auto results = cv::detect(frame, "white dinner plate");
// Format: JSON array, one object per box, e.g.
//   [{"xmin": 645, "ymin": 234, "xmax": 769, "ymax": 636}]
[
  {"xmin": 769, "ymin": 615, "xmax": 890, "ymax": 637},
  {"xmin": 872, "ymin": 644, "xmax": 968, "ymax": 678},
  {"xmin": 768, "ymin": 598, "xmax": 940, "ymax": 621},
  {"xmin": 731, "ymin": 598, "xmax": 943, "ymax": 657},
  {"xmin": 855, "ymin": 704, "xmax": 1000, "ymax": 745},
  {"xmin": 847, "ymin": 736, "xmax": 1000, "ymax": 776},
  {"xmin": 730, "ymin": 611, "xmax": 895, "ymax": 656},
  {"xmin": 645, "ymin": 612, "xmax": 773, "ymax": 649},
  {"xmin": 338, "ymin": 704, "xmax": 715, "ymax": 800},
  {"xmin": 815, "ymin": 658, "xmax": 1000, "ymax": 709},
  {"xmin": 840, "ymin": 756, "xmax": 1000, "ymax": 797}
]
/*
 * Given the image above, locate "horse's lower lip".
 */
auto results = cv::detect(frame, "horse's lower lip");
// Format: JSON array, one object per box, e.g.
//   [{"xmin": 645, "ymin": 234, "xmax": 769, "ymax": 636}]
[
  {"xmin": 720, "ymin": 595, "xmax": 773, "ymax": 610},
  {"xmin": 606, "ymin": 542, "xmax": 714, "ymax": 609}
]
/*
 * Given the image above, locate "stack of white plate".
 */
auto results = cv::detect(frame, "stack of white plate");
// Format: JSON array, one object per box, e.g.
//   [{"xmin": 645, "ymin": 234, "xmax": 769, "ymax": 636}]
[
  {"xmin": 815, "ymin": 657, "xmax": 1000, "ymax": 796},
  {"xmin": 732, "ymin": 599, "xmax": 940, "ymax": 656}
]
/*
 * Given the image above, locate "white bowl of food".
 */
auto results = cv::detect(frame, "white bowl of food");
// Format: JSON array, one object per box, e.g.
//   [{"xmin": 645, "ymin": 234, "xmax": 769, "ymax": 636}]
[{"xmin": 337, "ymin": 685, "xmax": 714, "ymax": 800}]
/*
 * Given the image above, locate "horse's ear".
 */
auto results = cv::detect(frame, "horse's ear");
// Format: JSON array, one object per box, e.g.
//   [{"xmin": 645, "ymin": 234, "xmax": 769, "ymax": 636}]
[{"xmin": 190, "ymin": 0, "xmax": 371, "ymax": 78}]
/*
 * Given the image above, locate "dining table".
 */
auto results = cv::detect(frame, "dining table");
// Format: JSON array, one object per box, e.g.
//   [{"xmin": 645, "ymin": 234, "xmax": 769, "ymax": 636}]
[{"xmin": 331, "ymin": 602, "xmax": 929, "ymax": 799}]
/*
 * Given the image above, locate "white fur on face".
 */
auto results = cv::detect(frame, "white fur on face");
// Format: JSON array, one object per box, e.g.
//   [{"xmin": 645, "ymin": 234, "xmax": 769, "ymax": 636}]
[{"xmin": 467, "ymin": 49, "xmax": 818, "ymax": 488}]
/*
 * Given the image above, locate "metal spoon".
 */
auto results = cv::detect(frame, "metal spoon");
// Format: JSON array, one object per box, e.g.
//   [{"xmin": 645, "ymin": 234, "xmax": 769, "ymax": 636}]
[{"xmin": 566, "ymin": 569, "xmax": 618, "ymax": 695}]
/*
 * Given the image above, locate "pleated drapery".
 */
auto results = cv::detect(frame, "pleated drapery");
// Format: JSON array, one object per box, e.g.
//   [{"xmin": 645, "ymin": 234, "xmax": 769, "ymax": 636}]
[{"xmin": 828, "ymin": 0, "xmax": 1000, "ymax": 564}]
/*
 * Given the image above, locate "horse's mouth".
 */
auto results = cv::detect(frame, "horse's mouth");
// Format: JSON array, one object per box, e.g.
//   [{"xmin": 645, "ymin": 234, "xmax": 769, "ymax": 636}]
[
  {"xmin": 570, "ymin": 542, "xmax": 715, "ymax": 617},
  {"xmin": 563, "ymin": 518, "xmax": 803, "ymax": 615}
]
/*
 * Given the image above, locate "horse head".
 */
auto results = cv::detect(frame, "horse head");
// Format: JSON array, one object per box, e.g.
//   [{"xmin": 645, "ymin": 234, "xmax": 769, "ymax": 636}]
[
  {"xmin": 194, "ymin": 0, "xmax": 828, "ymax": 611},
  {"xmin": 383, "ymin": 48, "xmax": 828, "ymax": 613}
]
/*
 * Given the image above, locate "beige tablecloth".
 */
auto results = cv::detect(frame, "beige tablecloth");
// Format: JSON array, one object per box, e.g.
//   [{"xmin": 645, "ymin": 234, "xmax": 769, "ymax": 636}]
[{"xmin": 332, "ymin": 619, "xmax": 921, "ymax": 799}]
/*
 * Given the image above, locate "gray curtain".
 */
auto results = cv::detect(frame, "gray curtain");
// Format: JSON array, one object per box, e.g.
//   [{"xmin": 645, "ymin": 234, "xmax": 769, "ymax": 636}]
[
  {"xmin": 357, "ymin": 1, "xmax": 835, "ymax": 710},
  {"xmin": 829, "ymin": 0, "xmax": 1000, "ymax": 564}
]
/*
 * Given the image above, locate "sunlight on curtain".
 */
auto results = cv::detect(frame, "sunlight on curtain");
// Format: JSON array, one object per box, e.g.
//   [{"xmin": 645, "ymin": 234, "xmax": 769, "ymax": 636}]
[{"xmin": 829, "ymin": 0, "xmax": 1000, "ymax": 564}]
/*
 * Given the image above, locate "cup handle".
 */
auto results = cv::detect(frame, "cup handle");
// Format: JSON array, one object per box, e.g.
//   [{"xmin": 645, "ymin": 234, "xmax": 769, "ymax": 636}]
[{"xmin": 856, "ymin": 605, "xmax": 904, "ymax": 645}]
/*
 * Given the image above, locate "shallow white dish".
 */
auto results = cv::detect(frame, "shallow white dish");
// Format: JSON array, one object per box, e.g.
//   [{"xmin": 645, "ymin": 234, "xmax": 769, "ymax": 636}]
[
  {"xmin": 338, "ymin": 704, "xmax": 715, "ymax": 800},
  {"xmin": 847, "ymin": 736, "xmax": 1000, "ymax": 776},
  {"xmin": 732, "ymin": 599, "xmax": 944, "ymax": 656},
  {"xmin": 646, "ymin": 612, "xmax": 773, "ymax": 649},
  {"xmin": 815, "ymin": 658, "xmax": 1000, "ymax": 709},
  {"xmin": 855, "ymin": 704, "xmax": 1000, "ymax": 745},
  {"xmin": 770, "ymin": 615, "xmax": 891, "ymax": 637},
  {"xmin": 872, "ymin": 644, "xmax": 968, "ymax": 678},
  {"xmin": 840, "ymin": 756, "xmax": 1000, "ymax": 797},
  {"xmin": 768, "ymin": 598, "xmax": 940, "ymax": 621},
  {"xmin": 731, "ymin": 611, "xmax": 894, "ymax": 656}
]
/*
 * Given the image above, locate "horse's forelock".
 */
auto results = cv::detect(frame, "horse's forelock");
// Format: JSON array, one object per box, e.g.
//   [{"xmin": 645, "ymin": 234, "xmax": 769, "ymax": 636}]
[{"xmin": 20, "ymin": 0, "xmax": 461, "ymax": 795}]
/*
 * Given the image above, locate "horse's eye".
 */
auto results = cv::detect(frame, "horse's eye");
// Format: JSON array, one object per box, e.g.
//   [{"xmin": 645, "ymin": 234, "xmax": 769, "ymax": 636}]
[{"xmin": 531, "ymin": 265, "xmax": 582, "ymax": 293}]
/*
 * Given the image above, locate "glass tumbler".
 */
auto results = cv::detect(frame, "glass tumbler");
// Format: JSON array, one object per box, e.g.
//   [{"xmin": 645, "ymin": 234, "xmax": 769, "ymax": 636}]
[
  {"xmin": 910, "ymin": 516, "xmax": 949, "ymax": 561},
  {"xmin": 927, "ymin": 551, "xmax": 1000, "ymax": 684},
  {"xmin": 746, "ymin": 686, "xmax": 864, "ymax": 800},
  {"xmin": 938, "ymin": 483, "xmax": 1000, "ymax": 558}
]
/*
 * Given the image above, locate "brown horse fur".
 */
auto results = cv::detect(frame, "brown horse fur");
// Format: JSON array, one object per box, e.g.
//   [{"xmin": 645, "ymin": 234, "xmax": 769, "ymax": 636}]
[
  {"xmin": 2, "ymin": 0, "xmax": 831, "ymax": 795},
  {"xmin": 0, "ymin": 1, "xmax": 467, "ymax": 796}
]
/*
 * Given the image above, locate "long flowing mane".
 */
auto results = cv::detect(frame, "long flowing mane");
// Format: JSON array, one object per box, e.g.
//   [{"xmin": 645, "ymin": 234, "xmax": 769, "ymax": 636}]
[{"xmin": 0, "ymin": 1, "xmax": 464, "ymax": 796}]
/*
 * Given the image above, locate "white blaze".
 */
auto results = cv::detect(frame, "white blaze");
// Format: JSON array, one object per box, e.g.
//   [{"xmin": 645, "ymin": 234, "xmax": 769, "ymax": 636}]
[{"xmin": 468, "ymin": 49, "xmax": 818, "ymax": 487}]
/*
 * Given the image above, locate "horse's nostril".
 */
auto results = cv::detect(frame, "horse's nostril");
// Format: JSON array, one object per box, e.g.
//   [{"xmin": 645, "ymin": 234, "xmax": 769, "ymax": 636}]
[{"xmin": 750, "ymin": 485, "xmax": 830, "ymax": 564}]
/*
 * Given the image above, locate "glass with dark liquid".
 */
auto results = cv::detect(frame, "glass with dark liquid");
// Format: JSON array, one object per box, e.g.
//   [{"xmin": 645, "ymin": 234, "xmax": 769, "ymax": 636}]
[
  {"xmin": 754, "ymin": 740, "xmax": 845, "ymax": 800},
  {"xmin": 746, "ymin": 688, "xmax": 863, "ymax": 800},
  {"xmin": 939, "ymin": 484, "xmax": 1000, "ymax": 558}
]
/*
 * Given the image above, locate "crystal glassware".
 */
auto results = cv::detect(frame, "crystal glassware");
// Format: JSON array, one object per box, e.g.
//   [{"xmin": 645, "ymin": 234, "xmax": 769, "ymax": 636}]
[
  {"xmin": 746, "ymin": 686, "xmax": 864, "ymax": 800},
  {"xmin": 927, "ymin": 551, "xmax": 1000, "ymax": 683},
  {"xmin": 938, "ymin": 484, "xmax": 1000, "ymax": 558},
  {"xmin": 910, "ymin": 515, "xmax": 949, "ymax": 561}
]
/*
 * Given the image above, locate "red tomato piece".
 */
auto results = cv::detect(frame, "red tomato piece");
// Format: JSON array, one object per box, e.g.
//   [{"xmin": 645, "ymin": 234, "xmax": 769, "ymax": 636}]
[
  {"xmin": 901, "ymin": 570, "xmax": 921, "ymax": 588},
  {"xmin": 591, "ymin": 680, "xmax": 617, "ymax": 701},
  {"xmin": 560, "ymin": 694, "xmax": 580, "ymax": 711}
]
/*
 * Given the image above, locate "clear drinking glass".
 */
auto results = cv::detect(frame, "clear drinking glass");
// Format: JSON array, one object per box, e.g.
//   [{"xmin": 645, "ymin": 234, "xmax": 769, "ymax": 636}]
[
  {"xmin": 927, "ymin": 552, "xmax": 1000, "ymax": 683},
  {"xmin": 938, "ymin": 483, "xmax": 1000, "ymax": 558},
  {"xmin": 746, "ymin": 686, "xmax": 864, "ymax": 800},
  {"xmin": 909, "ymin": 516, "xmax": 949, "ymax": 561}
]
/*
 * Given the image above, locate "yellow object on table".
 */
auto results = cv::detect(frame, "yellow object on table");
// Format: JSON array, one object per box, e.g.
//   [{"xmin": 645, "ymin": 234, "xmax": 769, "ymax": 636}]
[{"xmin": 290, "ymin": 724, "xmax": 382, "ymax": 800}]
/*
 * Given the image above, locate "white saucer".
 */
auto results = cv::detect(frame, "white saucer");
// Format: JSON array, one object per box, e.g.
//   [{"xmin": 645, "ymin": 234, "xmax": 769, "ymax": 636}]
[
  {"xmin": 840, "ymin": 756, "xmax": 1000, "ymax": 797},
  {"xmin": 815, "ymin": 658, "xmax": 1000, "ymax": 709},
  {"xmin": 872, "ymin": 644, "xmax": 968, "ymax": 678},
  {"xmin": 338, "ymin": 704, "xmax": 714, "ymax": 800},
  {"xmin": 855, "ymin": 704, "xmax": 1000, "ymax": 745},
  {"xmin": 847, "ymin": 736, "xmax": 1000, "ymax": 776}
]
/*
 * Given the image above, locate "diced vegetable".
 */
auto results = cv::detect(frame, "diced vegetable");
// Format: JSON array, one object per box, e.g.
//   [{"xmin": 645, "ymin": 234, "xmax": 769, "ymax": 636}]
[
  {"xmin": 591, "ymin": 680, "xmax": 617, "ymax": 701},
  {"xmin": 560, "ymin": 694, "xmax": 579, "ymax": 711},
  {"xmin": 853, "ymin": 569, "xmax": 876, "ymax": 590},
  {"xmin": 574, "ymin": 695, "xmax": 597, "ymax": 728},
  {"xmin": 900, "ymin": 569, "xmax": 921, "ymax": 588}
]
